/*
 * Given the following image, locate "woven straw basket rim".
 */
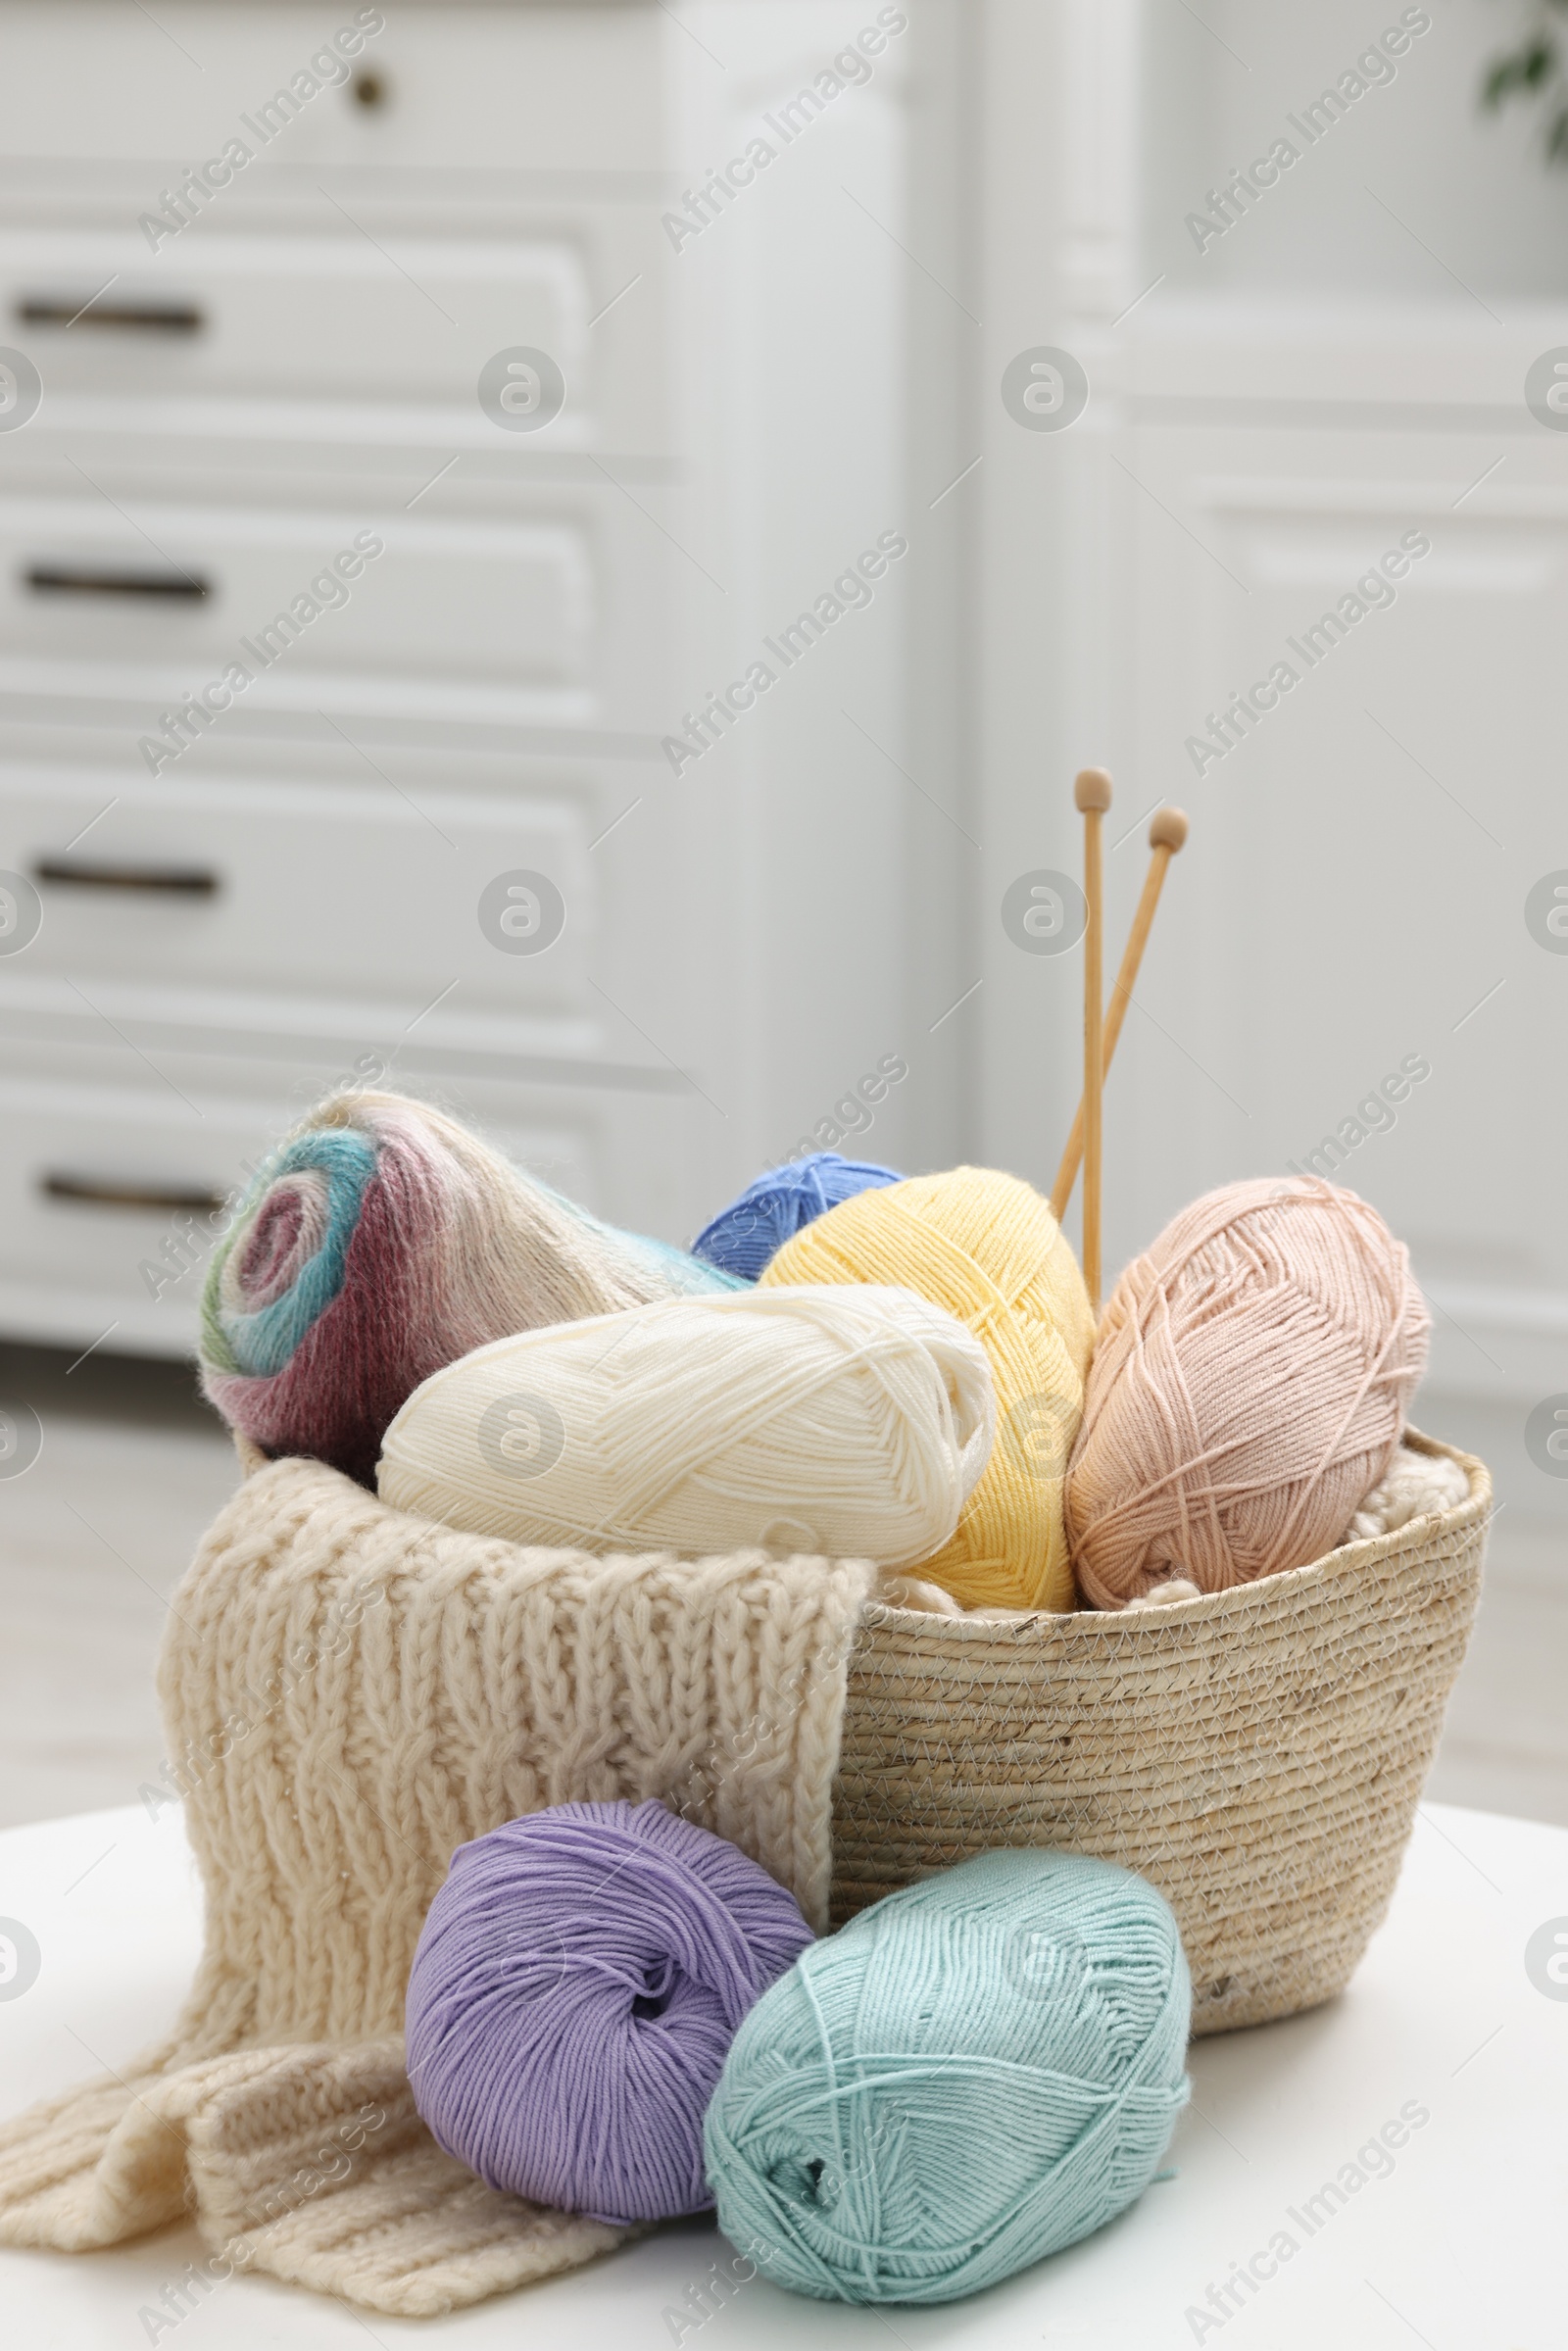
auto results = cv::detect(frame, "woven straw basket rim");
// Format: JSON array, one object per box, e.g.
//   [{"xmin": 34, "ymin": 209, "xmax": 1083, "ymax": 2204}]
[{"xmin": 861, "ymin": 1425, "xmax": 1489, "ymax": 1640}]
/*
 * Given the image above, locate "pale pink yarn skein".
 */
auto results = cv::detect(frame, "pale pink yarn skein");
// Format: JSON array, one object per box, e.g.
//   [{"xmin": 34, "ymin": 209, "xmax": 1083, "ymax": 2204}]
[{"xmin": 1066, "ymin": 1177, "xmax": 1430, "ymax": 1608}]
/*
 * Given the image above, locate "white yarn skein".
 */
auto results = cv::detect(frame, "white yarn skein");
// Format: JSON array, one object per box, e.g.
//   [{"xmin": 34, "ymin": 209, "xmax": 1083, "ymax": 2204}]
[{"xmin": 377, "ymin": 1284, "xmax": 997, "ymax": 1567}]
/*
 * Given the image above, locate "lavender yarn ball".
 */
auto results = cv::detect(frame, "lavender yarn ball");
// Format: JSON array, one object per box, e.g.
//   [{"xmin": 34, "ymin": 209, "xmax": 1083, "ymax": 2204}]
[
  {"xmin": 693, "ymin": 1152, "xmax": 903, "ymax": 1281},
  {"xmin": 405, "ymin": 1799, "xmax": 813, "ymax": 2226}
]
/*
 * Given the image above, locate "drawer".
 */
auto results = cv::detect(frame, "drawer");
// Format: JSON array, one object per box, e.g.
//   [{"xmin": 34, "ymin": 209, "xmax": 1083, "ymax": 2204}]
[
  {"xmin": 0, "ymin": 209, "xmax": 671, "ymax": 453},
  {"xmin": 0, "ymin": 484, "xmax": 616, "ymax": 724},
  {"xmin": 0, "ymin": 1048, "xmax": 708, "ymax": 1358},
  {"xmin": 0, "ymin": 763, "xmax": 606, "ymax": 1054},
  {"xmin": 0, "ymin": 5, "xmax": 665, "ymax": 175}
]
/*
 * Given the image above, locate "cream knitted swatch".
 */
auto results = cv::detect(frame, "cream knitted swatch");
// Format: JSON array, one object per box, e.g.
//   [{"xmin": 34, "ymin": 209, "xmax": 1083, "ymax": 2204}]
[
  {"xmin": 1347, "ymin": 1442, "xmax": 1470, "ymax": 1541},
  {"xmin": 0, "ymin": 1450, "xmax": 873, "ymax": 2317}
]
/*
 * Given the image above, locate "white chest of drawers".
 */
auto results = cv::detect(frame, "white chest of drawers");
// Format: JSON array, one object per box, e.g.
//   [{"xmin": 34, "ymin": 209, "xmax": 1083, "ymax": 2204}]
[{"xmin": 0, "ymin": 0, "xmax": 966, "ymax": 1357}]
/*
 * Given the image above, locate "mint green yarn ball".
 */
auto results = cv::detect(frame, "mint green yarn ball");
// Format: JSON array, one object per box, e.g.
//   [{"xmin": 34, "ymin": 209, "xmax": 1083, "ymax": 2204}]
[{"xmin": 703, "ymin": 1849, "xmax": 1191, "ymax": 2304}]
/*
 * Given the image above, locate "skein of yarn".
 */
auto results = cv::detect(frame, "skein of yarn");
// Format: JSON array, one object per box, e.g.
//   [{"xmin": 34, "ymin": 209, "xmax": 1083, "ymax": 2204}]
[
  {"xmin": 406, "ymin": 1800, "xmax": 812, "ymax": 2225},
  {"xmin": 378, "ymin": 1284, "xmax": 996, "ymax": 1567},
  {"xmin": 1067, "ymin": 1176, "xmax": 1430, "ymax": 1608},
  {"xmin": 704, "ymin": 1848, "xmax": 1191, "ymax": 2304},
  {"xmin": 692, "ymin": 1152, "xmax": 903, "ymax": 1281},
  {"xmin": 759, "ymin": 1169, "xmax": 1094, "ymax": 1609},
  {"xmin": 200, "ymin": 1090, "xmax": 740, "ymax": 1487}
]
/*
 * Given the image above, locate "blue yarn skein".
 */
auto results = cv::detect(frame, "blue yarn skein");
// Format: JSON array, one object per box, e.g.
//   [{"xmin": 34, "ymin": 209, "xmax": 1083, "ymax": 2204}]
[
  {"xmin": 704, "ymin": 1849, "xmax": 1191, "ymax": 2304},
  {"xmin": 692, "ymin": 1152, "xmax": 903, "ymax": 1282}
]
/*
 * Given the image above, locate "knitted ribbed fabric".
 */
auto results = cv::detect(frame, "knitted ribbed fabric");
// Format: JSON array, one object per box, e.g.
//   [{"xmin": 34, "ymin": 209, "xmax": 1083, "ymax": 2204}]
[{"xmin": 0, "ymin": 1447, "xmax": 873, "ymax": 2318}]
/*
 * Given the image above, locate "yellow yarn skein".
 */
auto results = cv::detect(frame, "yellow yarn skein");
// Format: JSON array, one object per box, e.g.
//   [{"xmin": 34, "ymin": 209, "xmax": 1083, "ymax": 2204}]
[{"xmin": 759, "ymin": 1168, "xmax": 1094, "ymax": 1609}]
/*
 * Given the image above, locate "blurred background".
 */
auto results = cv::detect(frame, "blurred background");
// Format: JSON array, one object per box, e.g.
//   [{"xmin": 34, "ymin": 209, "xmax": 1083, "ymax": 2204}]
[{"xmin": 1, "ymin": 0, "xmax": 1564, "ymax": 1827}]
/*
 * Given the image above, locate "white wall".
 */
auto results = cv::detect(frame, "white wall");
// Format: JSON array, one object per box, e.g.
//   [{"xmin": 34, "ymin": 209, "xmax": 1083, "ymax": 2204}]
[
  {"xmin": 660, "ymin": 0, "xmax": 974, "ymax": 1206},
  {"xmin": 1142, "ymin": 0, "xmax": 1568, "ymax": 302}
]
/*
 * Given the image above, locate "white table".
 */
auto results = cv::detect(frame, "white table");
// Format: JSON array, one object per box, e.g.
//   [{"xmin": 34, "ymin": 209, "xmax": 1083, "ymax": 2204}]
[{"xmin": 1, "ymin": 1799, "xmax": 1562, "ymax": 2348}]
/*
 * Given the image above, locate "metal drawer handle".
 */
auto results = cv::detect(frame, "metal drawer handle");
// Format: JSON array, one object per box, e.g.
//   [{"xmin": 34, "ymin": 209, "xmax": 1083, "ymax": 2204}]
[
  {"xmin": 25, "ymin": 564, "xmax": 210, "ymax": 601},
  {"xmin": 32, "ymin": 858, "xmax": 220, "ymax": 896},
  {"xmin": 42, "ymin": 1174, "xmax": 228, "ymax": 1214},
  {"xmin": 17, "ymin": 296, "xmax": 203, "ymax": 333}
]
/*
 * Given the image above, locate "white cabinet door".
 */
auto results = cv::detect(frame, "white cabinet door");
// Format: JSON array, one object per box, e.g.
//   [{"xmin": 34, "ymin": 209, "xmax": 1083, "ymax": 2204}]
[
  {"xmin": 1, "ymin": 206, "xmax": 672, "ymax": 455},
  {"xmin": 0, "ymin": 762, "xmax": 605, "ymax": 1053},
  {"xmin": 0, "ymin": 5, "xmax": 667, "ymax": 174},
  {"xmin": 0, "ymin": 483, "xmax": 602, "ymax": 722},
  {"xmin": 1110, "ymin": 411, "xmax": 1568, "ymax": 1439}
]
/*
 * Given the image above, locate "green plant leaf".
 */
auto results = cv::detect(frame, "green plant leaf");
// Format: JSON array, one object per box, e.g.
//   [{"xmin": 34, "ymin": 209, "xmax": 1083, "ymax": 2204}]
[{"xmin": 1480, "ymin": 25, "xmax": 1565, "ymax": 148}]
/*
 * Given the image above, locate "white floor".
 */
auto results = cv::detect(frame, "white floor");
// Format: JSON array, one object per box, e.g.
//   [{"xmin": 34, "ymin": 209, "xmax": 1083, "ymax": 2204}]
[
  {"xmin": 1, "ymin": 1347, "xmax": 1564, "ymax": 1833},
  {"xmin": 0, "ymin": 1347, "xmax": 240, "ymax": 1832}
]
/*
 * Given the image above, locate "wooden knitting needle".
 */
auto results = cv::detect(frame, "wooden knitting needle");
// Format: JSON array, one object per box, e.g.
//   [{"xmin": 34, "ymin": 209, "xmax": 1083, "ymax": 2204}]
[
  {"xmin": 1051, "ymin": 804, "xmax": 1190, "ymax": 1224},
  {"xmin": 1075, "ymin": 767, "xmax": 1111, "ymax": 1314}
]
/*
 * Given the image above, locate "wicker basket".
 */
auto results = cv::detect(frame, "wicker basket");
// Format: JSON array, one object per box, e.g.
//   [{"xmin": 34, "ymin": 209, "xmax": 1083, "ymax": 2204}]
[{"xmin": 829, "ymin": 1430, "xmax": 1490, "ymax": 2033}]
